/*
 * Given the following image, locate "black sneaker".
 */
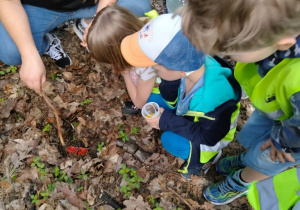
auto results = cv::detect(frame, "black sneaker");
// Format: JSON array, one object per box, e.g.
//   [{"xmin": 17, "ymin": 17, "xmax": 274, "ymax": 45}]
[
  {"xmin": 44, "ymin": 32, "xmax": 72, "ymax": 68},
  {"xmin": 180, "ymin": 150, "xmax": 222, "ymax": 180},
  {"xmin": 121, "ymin": 101, "xmax": 141, "ymax": 115}
]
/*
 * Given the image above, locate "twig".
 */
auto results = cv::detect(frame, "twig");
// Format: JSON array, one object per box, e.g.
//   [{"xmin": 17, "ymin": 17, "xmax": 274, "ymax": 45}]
[
  {"xmin": 166, "ymin": 187, "xmax": 195, "ymax": 210},
  {"xmin": 41, "ymin": 92, "xmax": 65, "ymax": 146}
]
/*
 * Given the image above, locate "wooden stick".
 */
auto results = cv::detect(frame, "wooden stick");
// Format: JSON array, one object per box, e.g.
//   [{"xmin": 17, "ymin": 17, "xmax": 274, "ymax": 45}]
[
  {"xmin": 41, "ymin": 92, "xmax": 65, "ymax": 146},
  {"xmin": 166, "ymin": 187, "xmax": 195, "ymax": 210}
]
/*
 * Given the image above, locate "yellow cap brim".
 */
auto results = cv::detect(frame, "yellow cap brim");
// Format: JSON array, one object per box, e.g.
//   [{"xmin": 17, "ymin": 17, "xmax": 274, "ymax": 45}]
[{"xmin": 121, "ymin": 32, "xmax": 157, "ymax": 67}]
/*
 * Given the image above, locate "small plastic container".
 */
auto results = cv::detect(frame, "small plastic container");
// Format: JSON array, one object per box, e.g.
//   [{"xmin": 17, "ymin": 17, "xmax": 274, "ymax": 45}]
[{"xmin": 141, "ymin": 102, "xmax": 160, "ymax": 119}]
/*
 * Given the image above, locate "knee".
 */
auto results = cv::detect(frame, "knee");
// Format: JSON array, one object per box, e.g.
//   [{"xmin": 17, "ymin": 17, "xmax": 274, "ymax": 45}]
[
  {"xmin": 161, "ymin": 131, "xmax": 173, "ymax": 148},
  {"xmin": 0, "ymin": 46, "xmax": 22, "ymax": 65}
]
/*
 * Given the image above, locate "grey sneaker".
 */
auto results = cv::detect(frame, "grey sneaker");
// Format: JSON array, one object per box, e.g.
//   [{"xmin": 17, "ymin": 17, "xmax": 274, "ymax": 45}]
[
  {"xmin": 73, "ymin": 19, "xmax": 86, "ymax": 42},
  {"xmin": 44, "ymin": 33, "xmax": 72, "ymax": 68}
]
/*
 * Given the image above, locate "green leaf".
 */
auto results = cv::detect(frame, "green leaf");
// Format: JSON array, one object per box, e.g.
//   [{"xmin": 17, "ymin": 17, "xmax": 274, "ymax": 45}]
[
  {"xmin": 0, "ymin": 71, "xmax": 5, "ymax": 75},
  {"xmin": 134, "ymin": 182, "xmax": 140, "ymax": 189}
]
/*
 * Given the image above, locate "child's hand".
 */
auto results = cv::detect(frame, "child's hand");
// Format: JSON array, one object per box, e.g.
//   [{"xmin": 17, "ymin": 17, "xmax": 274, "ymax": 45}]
[
  {"xmin": 260, "ymin": 139, "xmax": 295, "ymax": 163},
  {"xmin": 145, "ymin": 107, "xmax": 164, "ymax": 129},
  {"xmin": 81, "ymin": 21, "xmax": 92, "ymax": 47}
]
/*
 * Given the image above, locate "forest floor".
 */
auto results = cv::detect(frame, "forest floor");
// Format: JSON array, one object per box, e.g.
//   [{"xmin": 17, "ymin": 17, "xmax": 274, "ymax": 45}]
[{"xmin": 0, "ymin": 1, "xmax": 254, "ymax": 209}]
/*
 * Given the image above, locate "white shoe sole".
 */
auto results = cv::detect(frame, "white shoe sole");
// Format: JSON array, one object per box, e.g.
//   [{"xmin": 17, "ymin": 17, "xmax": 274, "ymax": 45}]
[
  {"xmin": 73, "ymin": 23, "xmax": 84, "ymax": 42},
  {"xmin": 203, "ymin": 190, "xmax": 248, "ymax": 205}
]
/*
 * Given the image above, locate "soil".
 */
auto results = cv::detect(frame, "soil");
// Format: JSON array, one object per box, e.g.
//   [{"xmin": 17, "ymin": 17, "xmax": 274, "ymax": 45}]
[{"xmin": 0, "ymin": 1, "xmax": 254, "ymax": 210}]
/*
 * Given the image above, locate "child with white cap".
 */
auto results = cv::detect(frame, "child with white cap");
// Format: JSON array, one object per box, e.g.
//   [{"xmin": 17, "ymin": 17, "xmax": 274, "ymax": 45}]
[{"xmin": 121, "ymin": 14, "xmax": 241, "ymax": 179}]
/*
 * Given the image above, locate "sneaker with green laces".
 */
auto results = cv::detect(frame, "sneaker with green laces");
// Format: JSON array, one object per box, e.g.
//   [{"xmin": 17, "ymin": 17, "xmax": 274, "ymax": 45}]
[
  {"xmin": 203, "ymin": 170, "xmax": 249, "ymax": 205},
  {"xmin": 216, "ymin": 152, "xmax": 247, "ymax": 176}
]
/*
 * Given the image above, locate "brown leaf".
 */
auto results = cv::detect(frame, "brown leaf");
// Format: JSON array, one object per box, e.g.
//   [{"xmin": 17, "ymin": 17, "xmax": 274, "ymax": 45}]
[
  {"xmin": 1, "ymin": 180, "xmax": 10, "ymax": 190},
  {"xmin": 123, "ymin": 195, "xmax": 151, "ymax": 210},
  {"xmin": 62, "ymin": 72, "xmax": 74, "ymax": 81},
  {"xmin": 0, "ymin": 98, "xmax": 17, "ymax": 119},
  {"xmin": 39, "ymin": 143, "xmax": 62, "ymax": 165},
  {"xmin": 16, "ymin": 167, "xmax": 38, "ymax": 182},
  {"xmin": 42, "ymin": 81, "xmax": 55, "ymax": 95},
  {"xmin": 56, "ymin": 186, "xmax": 86, "ymax": 209}
]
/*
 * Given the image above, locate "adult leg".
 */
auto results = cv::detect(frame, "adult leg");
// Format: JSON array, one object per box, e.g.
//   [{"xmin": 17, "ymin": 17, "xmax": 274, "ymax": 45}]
[
  {"xmin": 117, "ymin": 0, "xmax": 152, "ymax": 17},
  {"xmin": 0, "ymin": 4, "xmax": 97, "ymax": 65}
]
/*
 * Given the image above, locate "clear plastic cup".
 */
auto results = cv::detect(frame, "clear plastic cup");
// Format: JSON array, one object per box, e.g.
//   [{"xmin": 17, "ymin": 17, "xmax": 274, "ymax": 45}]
[{"xmin": 141, "ymin": 102, "xmax": 160, "ymax": 119}]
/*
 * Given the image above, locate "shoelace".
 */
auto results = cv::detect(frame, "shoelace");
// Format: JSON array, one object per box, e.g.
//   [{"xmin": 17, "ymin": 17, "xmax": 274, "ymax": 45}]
[
  {"xmin": 230, "ymin": 156, "xmax": 241, "ymax": 168},
  {"xmin": 48, "ymin": 39, "xmax": 64, "ymax": 60},
  {"xmin": 230, "ymin": 153, "xmax": 245, "ymax": 168},
  {"xmin": 218, "ymin": 179, "xmax": 236, "ymax": 195}
]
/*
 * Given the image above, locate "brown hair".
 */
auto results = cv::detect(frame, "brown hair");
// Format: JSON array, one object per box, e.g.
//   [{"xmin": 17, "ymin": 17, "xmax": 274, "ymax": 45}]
[
  {"xmin": 181, "ymin": 0, "xmax": 300, "ymax": 54},
  {"xmin": 87, "ymin": 4, "xmax": 144, "ymax": 73}
]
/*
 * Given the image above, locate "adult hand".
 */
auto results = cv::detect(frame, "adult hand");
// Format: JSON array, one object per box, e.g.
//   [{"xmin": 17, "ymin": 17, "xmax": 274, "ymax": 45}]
[
  {"xmin": 19, "ymin": 55, "xmax": 46, "ymax": 94},
  {"xmin": 145, "ymin": 107, "xmax": 164, "ymax": 129},
  {"xmin": 260, "ymin": 139, "xmax": 295, "ymax": 163}
]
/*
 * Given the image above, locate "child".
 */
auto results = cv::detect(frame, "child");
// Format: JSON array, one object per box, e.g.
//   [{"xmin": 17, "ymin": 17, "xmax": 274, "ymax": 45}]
[
  {"xmin": 120, "ymin": 14, "xmax": 241, "ymax": 179},
  {"xmin": 87, "ymin": 5, "xmax": 167, "ymax": 113},
  {"xmin": 181, "ymin": 0, "xmax": 300, "ymax": 205}
]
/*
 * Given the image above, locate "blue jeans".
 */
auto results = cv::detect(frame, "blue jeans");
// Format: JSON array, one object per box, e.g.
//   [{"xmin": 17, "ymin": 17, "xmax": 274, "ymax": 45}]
[
  {"xmin": 239, "ymin": 110, "xmax": 300, "ymax": 176},
  {"xmin": 0, "ymin": 1, "xmax": 151, "ymax": 65}
]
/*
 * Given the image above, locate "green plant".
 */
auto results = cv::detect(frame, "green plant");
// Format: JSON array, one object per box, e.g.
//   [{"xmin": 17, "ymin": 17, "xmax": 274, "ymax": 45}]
[
  {"xmin": 119, "ymin": 164, "xmax": 143, "ymax": 198},
  {"xmin": 119, "ymin": 130, "xmax": 129, "ymax": 142},
  {"xmin": 72, "ymin": 121, "xmax": 79, "ymax": 127},
  {"xmin": 31, "ymin": 157, "xmax": 48, "ymax": 179},
  {"xmin": 16, "ymin": 113, "xmax": 23, "ymax": 121},
  {"xmin": 149, "ymin": 196, "xmax": 163, "ymax": 210},
  {"xmin": 130, "ymin": 126, "xmax": 140, "ymax": 134},
  {"xmin": 117, "ymin": 123, "xmax": 124, "ymax": 131},
  {"xmin": 43, "ymin": 123, "xmax": 51, "ymax": 132},
  {"xmin": 77, "ymin": 186, "xmax": 84, "ymax": 192},
  {"xmin": 30, "ymin": 194, "xmax": 39, "ymax": 204},
  {"xmin": 52, "ymin": 166, "xmax": 73, "ymax": 183},
  {"xmin": 0, "ymin": 98, "xmax": 4, "ymax": 102},
  {"xmin": 51, "ymin": 72, "xmax": 61, "ymax": 80},
  {"xmin": 97, "ymin": 142, "xmax": 105, "ymax": 152},
  {"xmin": 80, "ymin": 99, "xmax": 92, "ymax": 106},
  {"xmin": 79, "ymin": 169, "xmax": 89, "ymax": 181},
  {"xmin": 48, "ymin": 183, "xmax": 56, "ymax": 192},
  {"xmin": 84, "ymin": 201, "xmax": 92, "ymax": 210},
  {"xmin": 0, "ymin": 65, "xmax": 17, "ymax": 76}
]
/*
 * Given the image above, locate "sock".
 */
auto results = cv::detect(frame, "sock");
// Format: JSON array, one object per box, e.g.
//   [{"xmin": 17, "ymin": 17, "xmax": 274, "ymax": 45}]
[{"xmin": 232, "ymin": 169, "xmax": 250, "ymax": 186}]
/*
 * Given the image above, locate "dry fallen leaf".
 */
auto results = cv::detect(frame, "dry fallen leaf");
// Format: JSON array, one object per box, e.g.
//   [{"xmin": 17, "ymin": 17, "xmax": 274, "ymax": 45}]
[{"xmin": 123, "ymin": 195, "xmax": 151, "ymax": 210}]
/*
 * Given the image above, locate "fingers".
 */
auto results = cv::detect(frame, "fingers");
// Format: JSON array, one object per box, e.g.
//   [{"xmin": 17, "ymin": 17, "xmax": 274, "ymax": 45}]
[
  {"xmin": 260, "ymin": 140, "xmax": 271, "ymax": 151},
  {"xmin": 284, "ymin": 153, "xmax": 295, "ymax": 162},
  {"xmin": 80, "ymin": 41, "xmax": 88, "ymax": 47},
  {"xmin": 269, "ymin": 146, "xmax": 278, "ymax": 162},
  {"xmin": 33, "ymin": 82, "xmax": 41, "ymax": 94},
  {"xmin": 276, "ymin": 151, "xmax": 285, "ymax": 163}
]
